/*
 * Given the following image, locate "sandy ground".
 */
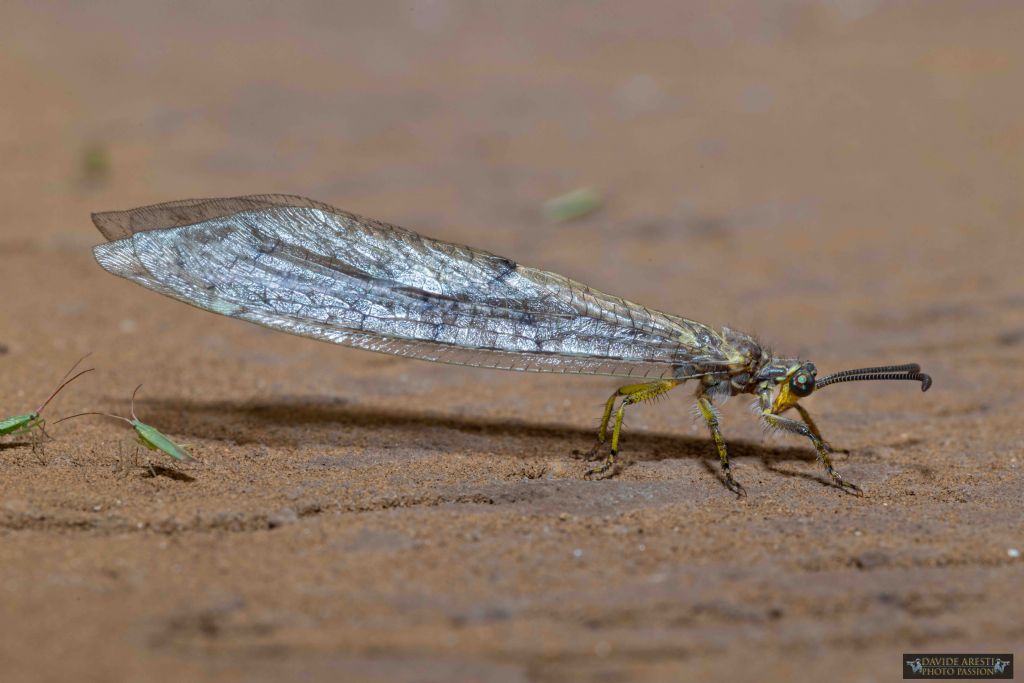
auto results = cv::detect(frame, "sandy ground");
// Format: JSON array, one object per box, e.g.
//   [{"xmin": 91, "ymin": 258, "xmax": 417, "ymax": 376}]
[{"xmin": 1, "ymin": 2, "xmax": 1022, "ymax": 681}]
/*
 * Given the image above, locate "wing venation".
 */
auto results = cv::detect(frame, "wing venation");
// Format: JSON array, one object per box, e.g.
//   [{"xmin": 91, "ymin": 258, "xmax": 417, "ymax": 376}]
[{"xmin": 92, "ymin": 195, "xmax": 733, "ymax": 379}]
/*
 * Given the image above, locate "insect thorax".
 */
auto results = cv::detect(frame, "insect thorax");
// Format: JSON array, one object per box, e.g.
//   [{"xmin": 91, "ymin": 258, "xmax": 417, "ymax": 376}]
[{"xmin": 697, "ymin": 328, "xmax": 769, "ymax": 396}]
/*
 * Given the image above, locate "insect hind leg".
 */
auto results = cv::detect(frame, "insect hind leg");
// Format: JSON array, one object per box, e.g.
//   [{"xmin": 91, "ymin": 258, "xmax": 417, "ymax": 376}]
[
  {"xmin": 584, "ymin": 391, "xmax": 620, "ymax": 462},
  {"xmin": 584, "ymin": 380, "xmax": 680, "ymax": 478}
]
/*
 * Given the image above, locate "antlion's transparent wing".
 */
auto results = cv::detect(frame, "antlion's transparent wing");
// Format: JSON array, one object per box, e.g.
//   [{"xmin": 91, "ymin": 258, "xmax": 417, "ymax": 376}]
[{"xmin": 92, "ymin": 195, "xmax": 733, "ymax": 379}]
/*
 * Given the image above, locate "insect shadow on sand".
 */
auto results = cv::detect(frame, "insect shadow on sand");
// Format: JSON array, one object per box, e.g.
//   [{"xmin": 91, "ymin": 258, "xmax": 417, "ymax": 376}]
[
  {"xmin": 135, "ymin": 396, "xmax": 831, "ymax": 488},
  {"xmin": 141, "ymin": 464, "xmax": 195, "ymax": 482}
]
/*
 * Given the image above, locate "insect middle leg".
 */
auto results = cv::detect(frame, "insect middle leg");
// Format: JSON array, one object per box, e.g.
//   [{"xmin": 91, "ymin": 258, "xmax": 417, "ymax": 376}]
[
  {"xmin": 7, "ymin": 418, "xmax": 45, "ymax": 454},
  {"xmin": 696, "ymin": 393, "xmax": 745, "ymax": 496},
  {"xmin": 585, "ymin": 379, "xmax": 680, "ymax": 477},
  {"xmin": 761, "ymin": 393, "xmax": 861, "ymax": 494}
]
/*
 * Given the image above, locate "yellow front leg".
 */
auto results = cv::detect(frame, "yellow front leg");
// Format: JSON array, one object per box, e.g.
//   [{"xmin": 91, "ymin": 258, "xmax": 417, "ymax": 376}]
[
  {"xmin": 585, "ymin": 379, "xmax": 681, "ymax": 478},
  {"xmin": 761, "ymin": 389, "xmax": 861, "ymax": 494},
  {"xmin": 784, "ymin": 403, "xmax": 839, "ymax": 453}
]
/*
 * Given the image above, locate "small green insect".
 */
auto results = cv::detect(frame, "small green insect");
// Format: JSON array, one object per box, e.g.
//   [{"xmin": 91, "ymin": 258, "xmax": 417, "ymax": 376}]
[
  {"xmin": 57, "ymin": 384, "xmax": 194, "ymax": 463},
  {"xmin": 543, "ymin": 187, "xmax": 603, "ymax": 223},
  {"xmin": 0, "ymin": 354, "xmax": 95, "ymax": 447}
]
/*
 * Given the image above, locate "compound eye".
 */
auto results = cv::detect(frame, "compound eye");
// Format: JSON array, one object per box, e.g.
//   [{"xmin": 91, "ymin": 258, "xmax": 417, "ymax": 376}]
[{"xmin": 790, "ymin": 371, "xmax": 814, "ymax": 397}]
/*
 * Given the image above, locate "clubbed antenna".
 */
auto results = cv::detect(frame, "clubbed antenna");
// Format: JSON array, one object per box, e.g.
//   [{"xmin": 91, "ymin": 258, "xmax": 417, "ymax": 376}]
[{"xmin": 815, "ymin": 363, "xmax": 932, "ymax": 392}]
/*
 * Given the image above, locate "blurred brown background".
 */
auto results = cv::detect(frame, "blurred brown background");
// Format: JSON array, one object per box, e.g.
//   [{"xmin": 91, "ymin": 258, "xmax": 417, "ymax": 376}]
[{"xmin": 1, "ymin": 2, "xmax": 1022, "ymax": 682}]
